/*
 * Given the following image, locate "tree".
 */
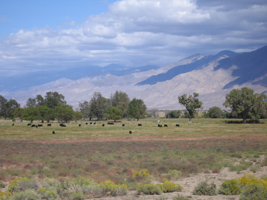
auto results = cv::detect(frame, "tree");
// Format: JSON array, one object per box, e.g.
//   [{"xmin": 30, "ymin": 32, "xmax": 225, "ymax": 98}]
[
  {"xmin": 14, "ymin": 108, "xmax": 24, "ymax": 122},
  {"xmin": 128, "ymin": 98, "xmax": 147, "ymax": 121},
  {"xmin": 5, "ymin": 99, "xmax": 20, "ymax": 119},
  {"xmin": 44, "ymin": 91, "xmax": 66, "ymax": 109},
  {"xmin": 26, "ymin": 98, "xmax": 37, "ymax": 108},
  {"xmin": 110, "ymin": 91, "xmax": 130, "ymax": 118},
  {"xmin": 79, "ymin": 101, "xmax": 91, "ymax": 119},
  {"xmin": 223, "ymin": 87, "xmax": 267, "ymax": 123},
  {"xmin": 166, "ymin": 110, "xmax": 182, "ymax": 118},
  {"xmin": 0, "ymin": 95, "xmax": 7, "ymax": 118},
  {"xmin": 106, "ymin": 106, "xmax": 122, "ymax": 121},
  {"xmin": 38, "ymin": 106, "xmax": 55, "ymax": 123},
  {"xmin": 89, "ymin": 92, "xmax": 109, "ymax": 120},
  {"xmin": 208, "ymin": 106, "xmax": 223, "ymax": 118},
  {"xmin": 56, "ymin": 105, "xmax": 74, "ymax": 123},
  {"xmin": 74, "ymin": 111, "xmax": 83, "ymax": 122},
  {"xmin": 178, "ymin": 93, "xmax": 203, "ymax": 123},
  {"xmin": 22, "ymin": 107, "xmax": 39, "ymax": 123}
]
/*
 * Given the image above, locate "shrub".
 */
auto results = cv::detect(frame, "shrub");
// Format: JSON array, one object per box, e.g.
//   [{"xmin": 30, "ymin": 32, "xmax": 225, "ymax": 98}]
[
  {"xmin": 133, "ymin": 169, "xmax": 151, "ymax": 182},
  {"xmin": 192, "ymin": 182, "xmax": 217, "ymax": 196},
  {"xmin": 167, "ymin": 170, "xmax": 182, "ymax": 181},
  {"xmin": 69, "ymin": 192, "xmax": 86, "ymax": 200},
  {"xmin": 0, "ymin": 180, "xmax": 5, "ymax": 188},
  {"xmin": 37, "ymin": 187, "xmax": 59, "ymax": 200},
  {"xmin": 218, "ymin": 179, "xmax": 242, "ymax": 195},
  {"xmin": 137, "ymin": 183, "xmax": 162, "ymax": 195},
  {"xmin": 100, "ymin": 180, "xmax": 127, "ymax": 196},
  {"xmin": 159, "ymin": 179, "xmax": 183, "ymax": 193},
  {"xmin": 240, "ymin": 183, "xmax": 267, "ymax": 200},
  {"xmin": 10, "ymin": 189, "xmax": 39, "ymax": 200},
  {"xmin": 172, "ymin": 194, "xmax": 190, "ymax": 200},
  {"xmin": 0, "ymin": 191, "xmax": 11, "ymax": 200},
  {"xmin": 41, "ymin": 177, "xmax": 60, "ymax": 191},
  {"xmin": 8, "ymin": 177, "xmax": 39, "ymax": 193}
]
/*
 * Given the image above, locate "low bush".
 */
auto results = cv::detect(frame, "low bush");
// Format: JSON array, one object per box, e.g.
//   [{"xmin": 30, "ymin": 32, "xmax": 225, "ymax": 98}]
[
  {"xmin": 0, "ymin": 180, "xmax": 5, "ymax": 188},
  {"xmin": 10, "ymin": 189, "xmax": 39, "ymax": 200},
  {"xmin": 172, "ymin": 194, "xmax": 190, "ymax": 200},
  {"xmin": 137, "ymin": 183, "xmax": 162, "ymax": 195},
  {"xmin": 218, "ymin": 179, "xmax": 241, "ymax": 195},
  {"xmin": 133, "ymin": 169, "xmax": 151, "ymax": 182},
  {"xmin": 192, "ymin": 182, "xmax": 217, "ymax": 196},
  {"xmin": 100, "ymin": 180, "xmax": 127, "ymax": 196},
  {"xmin": 158, "ymin": 179, "xmax": 183, "ymax": 193},
  {"xmin": 166, "ymin": 170, "xmax": 182, "ymax": 181},
  {"xmin": 8, "ymin": 178, "xmax": 39, "ymax": 193},
  {"xmin": 69, "ymin": 192, "xmax": 86, "ymax": 200},
  {"xmin": 0, "ymin": 191, "xmax": 11, "ymax": 200},
  {"xmin": 37, "ymin": 187, "xmax": 59, "ymax": 200},
  {"xmin": 240, "ymin": 183, "xmax": 267, "ymax": 200}
]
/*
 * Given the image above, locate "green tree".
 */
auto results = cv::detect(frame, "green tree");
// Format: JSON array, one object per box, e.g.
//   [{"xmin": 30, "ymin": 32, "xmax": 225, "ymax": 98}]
[
  {"xmin": 224, "ymin": 87, "xmax": 267, "ymax": 123},
  {"xmin": 208, "ymin": 106, "xmax": 223, "ymax": 118},
  {"xmin": 5, "ymin": 99, "xmax": 20, "ymax": 119},
  {"xmin": 178, "ymin": 93, "xmax": 203, "ymax": 123},
  {"xmin": 74, "ymin": 111, "xmax": 83, "ymax": 122},
  {"xmin": 166, "ymin": 110, "xmax": 182, "ymax": 118},
  {"xmin": 38, "ymin": 106, "xmax": 55, "ymax": 123},
  {"xmin": 106, "ymin": 106, "xmax": 122, "ymax": 121},
  {"xmin": 110, "ymin": 91, "xmax": 130, "ymax": 118},
  {"xmin": 128, "ymin": 98, "xmax": 147, "ymax": 121},
  {"xmin": 26, "ymin": 98, "xmax": 37, "ymax": 108},
  {"xmin": 89, "ymin": 92, "xmax": 109, "ymax": 120},
  {"xmin": 56, "ymin": 105, "xmax": 74, "ymax": 123},
  {"xmin": 44, "ymin": 91, "xmax": 66, "ymax": 109},
  {"xmin": 0, "ymin": 95, "xmax": 8, "ymax": 118},
  {"xmin": 79, "ymin": 101, "xmax": 90, "ymax": 119},
  {"xmin": 22, "ymin": 107, "xmax": 39, "ymax": 123},
  {"xmin": 14, "ymin": 108, "xmax": 24, "ymax": 122}
]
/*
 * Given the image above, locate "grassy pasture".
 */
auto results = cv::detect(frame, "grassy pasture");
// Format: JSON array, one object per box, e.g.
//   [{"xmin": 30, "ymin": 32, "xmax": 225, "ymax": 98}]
[{"xmin": 0, "ymin": 118, "xmax": 267, "ymax": 185}]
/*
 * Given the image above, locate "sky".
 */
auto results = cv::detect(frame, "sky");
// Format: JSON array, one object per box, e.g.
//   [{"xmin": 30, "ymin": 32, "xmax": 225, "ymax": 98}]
[{"xmin": 0, "ymin": 0, "xmax": 267, "ymax": 76}]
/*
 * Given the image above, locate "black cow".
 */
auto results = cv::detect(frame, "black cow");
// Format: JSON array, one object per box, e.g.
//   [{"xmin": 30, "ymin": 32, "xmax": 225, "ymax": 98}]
[
  {"xmin": 138, "ymin": 124, "xmax": 142, "ymax": 126},
  {"xmin": 52, "ymin": 131, "xmax": 55, "ymax": 134},
  {"xmin": 129, "ymin": 131, "xmax": 132, "ymax": 134},
  {"xmin": 60, "ymin": 124, "xmax": 66, "ymax": 127},
  {"xmin": 38, "ymin": 124, "xmax": 43, "ymax": 127},
  {"xmin": 122, "ymin": 124, "xmax": 125, "ymax": 127},
  {"xmin": 102, "ymin": 124, "xmax": 105, "ymax": 127},
  {"xmin": 27, "ymin": 123, "xmax": 31, "ymax": 126},
  {"xmin": 176, "ymin": 124, "xmax": 180, "ymax": 127},
  {"xmin": 164, "ymin": 124, "xmax": 168, "ymax": 127},
  {"xmin": 79, "ymin": 124, "xmax": 81, "ymax": 127},
  {"xmin": 158, "ymin": 124, "xmax": 162, "ymax": 127},
  {"xmin": 47, "ymin": 124, "xmax": 51, "ymax": 126},
  {"xmin": 108, "ymin": 122, "xmax": 114, "ymax": 125},
  {"xmin": 31, "ymin": 124, "xmax": 36, "ymax": 127}
]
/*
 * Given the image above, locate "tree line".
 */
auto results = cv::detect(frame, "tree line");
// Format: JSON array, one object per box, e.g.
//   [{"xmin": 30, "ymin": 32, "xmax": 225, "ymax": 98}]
[
  {"xmin": 1, "ymin": 87, "xmax": 266, "ymax": 123},
  {"xmin": 0, "ymin": 91, "xmax": 147, "ymax": 122}
]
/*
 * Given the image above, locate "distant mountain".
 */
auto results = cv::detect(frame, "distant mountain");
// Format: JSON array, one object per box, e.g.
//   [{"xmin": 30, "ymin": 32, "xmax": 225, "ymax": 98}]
[
  {"xmin": 137, "ymin": 51, "xmax": 237, "ymax": 85},
  {"xmin": 215, "ymin": 45, "xmax": 267, "ymax": 88},
  {"xmin": 1, "ymin": 45, "xmax": 267, "ymax": 109}
]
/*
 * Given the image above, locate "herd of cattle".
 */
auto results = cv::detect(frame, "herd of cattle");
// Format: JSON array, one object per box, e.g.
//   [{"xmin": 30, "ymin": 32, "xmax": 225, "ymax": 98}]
[{"xmin": 11, "ymin": 121, "xmax": 180, "ymax": 134}]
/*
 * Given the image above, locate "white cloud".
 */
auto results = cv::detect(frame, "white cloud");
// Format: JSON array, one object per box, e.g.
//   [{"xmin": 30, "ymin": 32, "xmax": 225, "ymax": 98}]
[{"xmin": 0, "ymin": 0, "xmax": 266, "ymax": 76}]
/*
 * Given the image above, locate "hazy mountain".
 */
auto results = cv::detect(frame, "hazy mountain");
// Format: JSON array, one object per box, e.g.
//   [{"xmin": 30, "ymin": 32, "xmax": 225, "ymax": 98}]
[{"xmin": 1, "ymin": 45, "xmax": 267, "ymax": 109}]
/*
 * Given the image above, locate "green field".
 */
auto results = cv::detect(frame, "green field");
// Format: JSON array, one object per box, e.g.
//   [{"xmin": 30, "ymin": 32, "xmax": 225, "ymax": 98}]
[{"xmin": 0, "ymin": 118, "xmax": 267, "ymax": 199}]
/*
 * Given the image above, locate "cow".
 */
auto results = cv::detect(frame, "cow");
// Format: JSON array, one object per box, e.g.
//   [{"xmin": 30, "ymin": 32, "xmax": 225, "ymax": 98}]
[
  {"xmin": 47, "ymin": 124, "xmax": 51, "ymax": 126},
  {"xmin": 176, "ymin": 124, "xmax": 180, "ymax": 127},
  {"xmin": 38, "ymin": 124, "xmax": 43, "ymax": 127},
  {"xmin": 122, "ymin": 124, "xmax": 125, "ymax": 127},
  {"xmin": 27, "ymin": 123, "xmax": 31, "ymax": 126},
  {"xmin": 52, "ymin": 131, "xmax": 55, "ymax": 134},
  {"xmin": 158, "ymin": 124, "xmax": 162, "ymax": 127},
  {"xmin": 102, "ymin": 124, "xmax": 105, "ymax": 127},
  {"xmin": 129, "ymin": 131, "xmax": 132, "ymax": 134},
  {"xmin": 31, "ymin": 124, "xmax": 36, "ymax": 127},
  {"xmin": 79, "ymin": 124, "xmax": 81, "ymax": 127},
  {"xmin": 138, "ymin": 124, "xmax": 142, "ymax": 126},
  {"xmin": 108, "ymin": 122, "xmax": 114, "ymax": 125},
  {"xmin": 164, "ymin": 124, "xmax": 168, "ymax": 127}
]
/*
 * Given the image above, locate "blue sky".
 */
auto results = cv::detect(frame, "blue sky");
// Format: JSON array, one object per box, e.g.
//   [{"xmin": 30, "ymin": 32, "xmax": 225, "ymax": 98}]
[{"xmin": 0, "ymin": 0, "xmax": 267, "ymax": 76}]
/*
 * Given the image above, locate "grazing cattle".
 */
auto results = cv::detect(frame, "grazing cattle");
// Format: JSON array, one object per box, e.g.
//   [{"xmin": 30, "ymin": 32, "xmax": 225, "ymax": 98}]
[
  {"xmin": 47, "ymin": 124, "xmax": 51, "ymax": 126},
  {"xmin": 138, "ymin": 124, "xmax": 142, "ymax": 126},
  {"xmin": 79, "ymin": 124, "xmax": 81, "ymax": 127},
  {"xmin": 90, "ymin": 122, "xmax": 92, "ymax": 124},
  {"xmin": 94, "ymin": 122, "xmax": 96, "ymax": 125},
  {"xmin": 108, "ymin": 122, "xmax": 114, "ymax": 125},
  {"xmin": 102, "ymin": 124, "xmax": 105, "ymax": 127},
  {"xmin": 38, "ymin": 124, "xmax": 43, "ymax": 127},
  {"xmin": 176, "ymin": 124, "xmax": 180, "ymax": 127},
  {"xmin": 164, "ymin": 124, "xmax": 168, "ymax": 127},
  {"xmin": 27, "ymin": 123, "xmax": 31, "ymax": 126},
  {"xmin": 85, "ymin": 122, "xmax": 88, "ymax": 125},
  {"xmin": 52, "ymin": 131, "xmax": 55, "ymax": 134},
  {"xmin": 158, "ymin": 124, "xmax": 162, "ymax": 127},
  {"xmin": 122, "ymin": 124, "xmax": 125, "ymax": 127},
  {"xmin": 12, "ymin": 123, "xmax": 14, "ymax": 126},
  {"xmin": 31, "ymin": 124, "xmax": 36, "ymax": 127},
  {"xmin": 60, "ymin": 124, "xmax": 66, "ymax": 127},
  {"xmin": 129, "ymin": 131, "xmax": 132, "ymax": 134}
]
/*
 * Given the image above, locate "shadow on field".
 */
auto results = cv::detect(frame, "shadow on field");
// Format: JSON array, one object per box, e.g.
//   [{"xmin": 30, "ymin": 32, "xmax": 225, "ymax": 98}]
[{"xmin": 224, "ymin": 119, "xmax": 262, "ymax": 124}]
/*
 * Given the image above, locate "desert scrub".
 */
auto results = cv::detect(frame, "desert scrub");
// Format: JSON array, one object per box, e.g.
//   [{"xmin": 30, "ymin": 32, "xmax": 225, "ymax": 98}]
[
  {"xmin": 218, "ymin": 179, "xmax": 241, "ymax": 195},
  {"xmin": 133, "ymin": 169, "xmax": 151, "ymax": 182},
  {"xmin": 10, "ymin": 189, "xmax": 39, "ymax": 200},
  {"xmin": 69, "ymin": 192, "xmax": 86, "ymax": 200},
  {"xmin": 192, "ymin": 182, "xmax": 217, "ymax": 196},
  {"xmin": 100, "ymin": 180, "xmax": 127, "ymax": 196},
  {"xmin": 137, "ymin": 183, "xmax": 162, "ymax": 195},
  {"xmin": 172, "ymin": 194, "xmax": 190, "ymax": 200},
  {"xmin": 158, "ymin": 179, "xmax": 183, "ymax": 193},
  {"xmin": 0, "ymin": 180, "xmax": 5, "ymax": 188},
  {"xmin": 239, "ymin": 183, "xmax": 267, "ymax": 200},
  {"xmin": 41, "ymin": 177, "xmax": 60, "ymax": 191},
  {"xmin": 166, "ymin": 170, "xmax": 182, "ymax": 181},
  {"xmin": 219, "ymin": 174, "xmax": 267, "ymax": 195},
  {"xmin": 37, "ymin": 187, "xmax": 59, "ymax": 200},
  {"xmin": 8, "ymin": 177, "xmax": 39, "ymax": 193},
  {"xmin": 0, "ymin": 191, "xmax": 11, "ymax": 200}
]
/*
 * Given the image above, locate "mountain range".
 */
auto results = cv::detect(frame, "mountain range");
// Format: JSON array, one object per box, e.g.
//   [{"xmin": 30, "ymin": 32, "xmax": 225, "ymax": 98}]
[{"xmin": 1, "ymin": 45, "xmax": 267, "ymax": 110}]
